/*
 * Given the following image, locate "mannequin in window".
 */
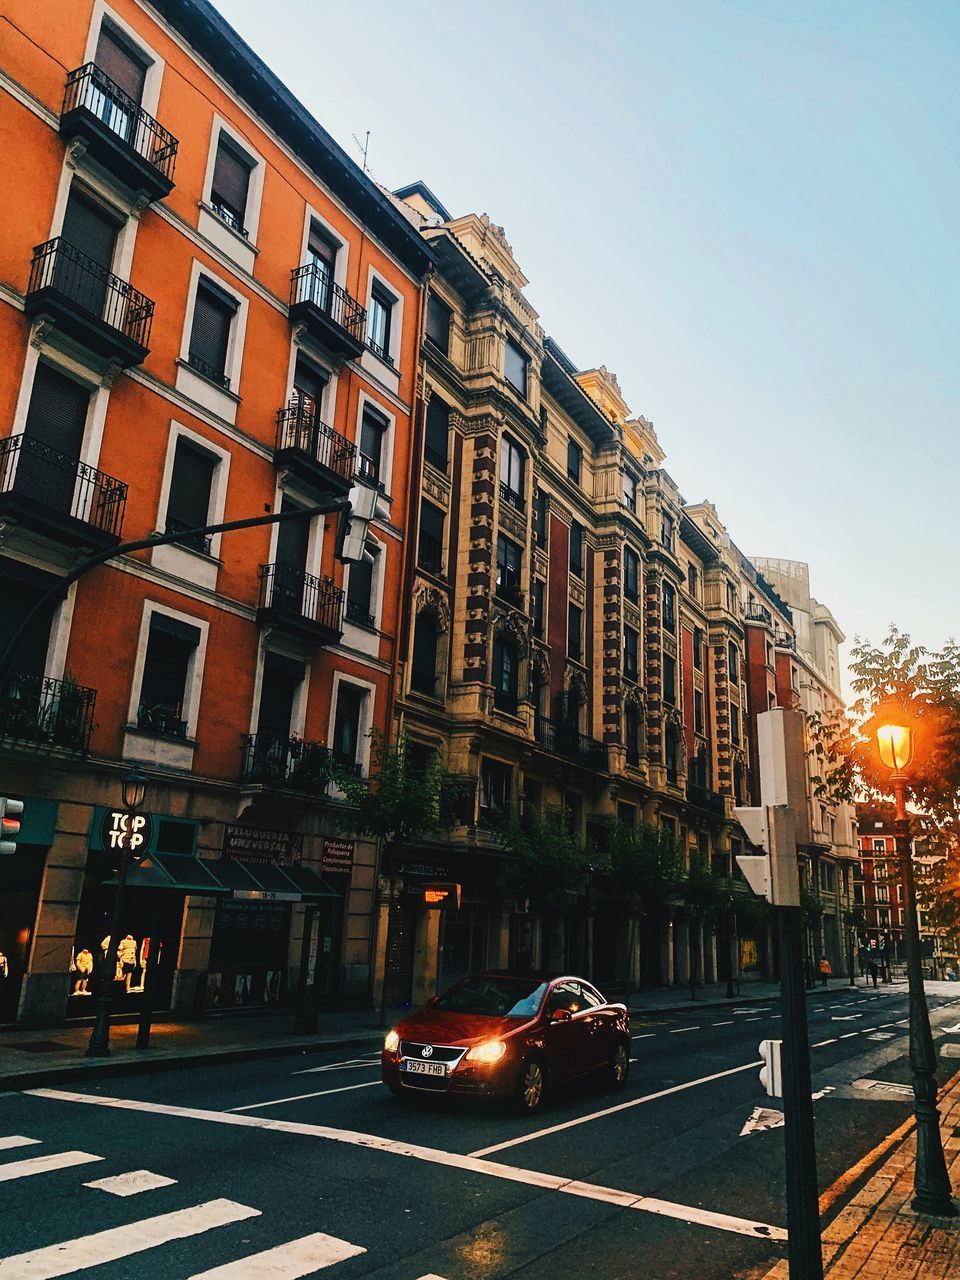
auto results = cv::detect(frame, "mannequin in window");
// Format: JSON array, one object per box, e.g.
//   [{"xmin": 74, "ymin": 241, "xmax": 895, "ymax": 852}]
[
  {"xmin": 117, "ymin": 934, "xmax": 138, "ymax": 990},
  {"xmin": 72, "ymin": 947, "xmax": 94, "ymax": 994}
]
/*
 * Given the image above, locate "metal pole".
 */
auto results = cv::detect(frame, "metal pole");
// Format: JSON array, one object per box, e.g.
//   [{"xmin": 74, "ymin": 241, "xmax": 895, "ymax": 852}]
[
  {"xmin": 294, "ymin": 905, "xmax": 317, "ymax": 1035},
  {"xmin": 892, "ymin": 775, "xmax": 956, "ymax": 1216},
  {"xmin": 378, "ymin": 876, "xmax": 396, "ymax": 1031},
  {"xmin": 85, "ymin": 847, "xmax": 130, "ymax": 1057},
  {"xmin": 135, "ymin": 898, "xmax": 158, "ymax": 1050},
  {"xmin": 726, "ymin": 903, "xmax": 735, "ymax": 998},
  {"xmin": 778, "ymin": 904, "xmax": 824, "ymax": 1279}
]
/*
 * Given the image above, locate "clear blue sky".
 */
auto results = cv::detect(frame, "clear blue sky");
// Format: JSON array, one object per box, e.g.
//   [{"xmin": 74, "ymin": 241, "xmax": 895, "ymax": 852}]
[{"xmin": 216, "ymin": 0, "xmax": 959, "ymax": 674}]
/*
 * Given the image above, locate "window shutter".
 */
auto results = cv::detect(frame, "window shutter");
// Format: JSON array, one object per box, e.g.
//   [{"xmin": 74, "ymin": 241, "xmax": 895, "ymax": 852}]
[
  {"xmin": 360, "ymin": 408, "xmax": 387, "ymax": 468},
  {"xmin": 189, "ymin": 282, "xmax": 236, "ymax": 379},
  {"xmin": 307, "ymin": 226, "xmax": 336, "ymax": 266},
  {"xmin": 60, "ymin": 190, "xmax": 118, "ymax": 269},
  {"xmin": 293, "ymin": 357, "xmax": 327, "ymax": 409},
  {"xmin": 426, "ymin": 295, "xmax": 451, "ymax": 353},
  {"xmin": 95, "ymin": 27, "xmax": 147, "ymax": 103},
  {"xmin": 167, "ymin": 441, "xmax": 215, "ymax": 529},
  {"xmin": 211, "ymin": 137, "xmax": 251, "ymax": 221},
  {"xmin": 24, "ymin": 364, "xmax": 89, "ymax": 457}
]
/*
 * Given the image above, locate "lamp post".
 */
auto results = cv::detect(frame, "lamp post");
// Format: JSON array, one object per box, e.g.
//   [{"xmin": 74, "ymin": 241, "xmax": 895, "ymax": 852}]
[
  {"xmin": 86, "ymin": 767, "xmax": 147, "ymax": 1058},
  {"xmin": 875, "ymin": 719, "xmax": 955, "ymax": 1216}
]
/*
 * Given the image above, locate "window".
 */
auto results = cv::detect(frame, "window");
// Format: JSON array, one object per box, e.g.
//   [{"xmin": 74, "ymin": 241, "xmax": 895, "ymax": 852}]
[
  {"xmin": 624, "ymin": 547, "xmax": 640, "ymax": 602},
  {"xmin": 332, "ymin": 683, "xmax": 364, "ymax": 768},
  {"xmin": 872, "ymin": 839, "xmax": 886, "ymax": 853},
  {"xmin": 660, "ymin": 511, "xmax": 674, "ymax": 549},
  {"xmin": 730, "ymin": 704, "xmax": 740, "ymax": 746},
  {"xmin": 819, "ymin": 862, "xmax": 836, "ymax": 893},
  {"xmin": 567, "ymin": 438, "xmax": 583, "ymax": 485},
  {"xmin": 663, "ymin": 654, "xmax": 676, "ymax": 706},
  {"xmin": 505, "ymin": 338, "xmax": 528, "ymax": 397},
  {"xmin": 210, "ymin": 135, "xmax": 252, "ymax": 235},
  {"xmin": 728, "ymin": 641, "xmax": 739, "ymax": 685},
  {"xmin": 530, "ymin": 579, "xmax": 545, "ymax": 639},
  {"xmin": 623, "ymin": 625, "xmax": 638, "ymax": 682},
  {"xmin": 424, "ymin": 396, "xmax": 449, "ymax": 472},
  {"xmin": 691, "ymin": 746, "xmax": 709, "ymax": 789},
  {"xmin": 367, "ymin": 285, "xmax": 394, "ymax": 363},
  {"xmin": 165, "ymin": 440, "xmax": 215, "ymax": 554},
  {"xmin": 189, "ymin": 279, "xmax": 238, "ymax": 388},
  {"xmin": 496, "ymin": 535, "xmax": 523, "ymax": 602},
  {"xmin": 694, "ymin": 689, "xmax": 704, "ymax": 735},
  {"xmin": 417, "ymin": 500, "xmax": 444, "ymax": 575},
  {"xmin": 345, "ymin": 555, "xmax": 375, "ymax": 629},
  {"xmin": 291, "ymin": 355, "xmax": 327, "ymax": 418},
  {"xmin": 17, "ymin": 364, "xmax": 90, "ymax": 515},
  {"xmin": 533, "ymin": 490, "xmax": 548, "ymax": 547},
  {"xmin": 662, "ymin": 581, "xmax": 676, "ymax": 633},
  {"xmin": 687, "ymin": 564, "xmax": 699, "ymax": 598},
  {"xmin": 137, "ymin": 614, "xmax": 201, "ymax": 739},
  {"xmin": 618, "ymin": 801, "xmax": 637, "ymax": 827},
  {"xmin": 664, "ymin": 723, "xmax": 679, "ymax": 784},
  {"xmin": 95, "ymin": 25, "xmax": 147, "ymax": 105},
  {"xmin": 411, "ymin": 612, "xmax": 440, "ymax": 696},
  {"xmin": 359, "ymin": 405, "xmax": 387, "ymax": 485},
  {"xmin": 623, "ymin": 469, "xmax": 638, "ymax": 512},
  {"xmin": 570, "ymin": 521, "xmax": 584, "ymax": 578},
  {"xmin": 492, "ymin": 636, "xmax": 520, "ymax": 713},
  {"xmin": 727, "ymin": 582, "xmax": 738, "ymax": 613},
  {"xmin": 480, "ymin": 758, "xmax": 511, "ymax": 815},
  {"xmin": 568, "ymin": 603, "xmax": 583, "ymax": 662},
  {"xmin": 426, "ymin": 293, "xmax": 452, "ymax": 355},
  {"xmin": 306, "ymin": 224, "xmax": 337, "ymax": 308},
  {"xmin": 500, "ymin": 435, "xmax": 525, "ymax": 510}
]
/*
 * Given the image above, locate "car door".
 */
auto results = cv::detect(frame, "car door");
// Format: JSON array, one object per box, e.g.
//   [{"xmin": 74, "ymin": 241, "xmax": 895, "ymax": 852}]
[
  {"xmin": 544, "ymin": 979, "xmax": 590, "ymax": 1083},
  {"xmin": 578, "ymin": 980, "xmax": 613, "ymax": 1068}
]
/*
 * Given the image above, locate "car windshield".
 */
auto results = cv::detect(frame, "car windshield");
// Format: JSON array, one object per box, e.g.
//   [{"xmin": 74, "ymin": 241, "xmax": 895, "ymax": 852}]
[{"xmin": 433, "ymin": 976, "xmax": 548, "ymax": 1018}]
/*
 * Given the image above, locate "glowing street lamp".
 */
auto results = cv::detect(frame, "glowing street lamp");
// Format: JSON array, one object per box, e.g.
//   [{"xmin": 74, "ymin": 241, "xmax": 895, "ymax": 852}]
[{"xmin": 874, "ymin": 713, "xmax": 955, "ymax": 1216}]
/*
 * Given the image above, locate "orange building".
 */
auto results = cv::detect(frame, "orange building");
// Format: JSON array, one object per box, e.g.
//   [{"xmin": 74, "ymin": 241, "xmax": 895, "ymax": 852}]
[{"xmin": 0, "ymin": 0, "xmax": 432, "ymax": 1025}]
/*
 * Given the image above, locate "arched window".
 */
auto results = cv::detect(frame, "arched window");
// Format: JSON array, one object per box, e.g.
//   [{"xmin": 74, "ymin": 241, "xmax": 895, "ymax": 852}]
[
  {"xmin": 411, "ymin": 611, "xmax": 440, "ymax": 697},
  {"xmin": 664, "ymin": 722, "xmax": 679, "ymax": 784},
  {"xmin": 492, "ymin": 636, "xmax": 519, "ymax": 713}
]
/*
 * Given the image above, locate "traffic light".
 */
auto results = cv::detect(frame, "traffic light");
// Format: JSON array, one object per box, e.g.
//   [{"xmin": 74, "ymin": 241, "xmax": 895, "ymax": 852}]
[
  {"xmin": 733, "ymin": 709, "xmax": 802, "ymax": 907},
  {"xmin": 0, "ymin": 797, "xmax": 24, "ymax": 855},
  {"xmin": 759, "ymin": 1038, "xmax": 783, "ymax": 1097},
  {"xmin": 336, "ymin": 483, "xmax": 381, "ymax": 563}
]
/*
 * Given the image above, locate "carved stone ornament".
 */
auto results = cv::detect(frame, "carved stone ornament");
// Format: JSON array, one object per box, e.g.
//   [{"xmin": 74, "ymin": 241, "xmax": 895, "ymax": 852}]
[
  {"xmin": 129, "ymin": 191, "xmax": 152, "ymax": 221},
  {"xmin": 623, "ymin": 683, "xmax": 644, "ymax": 712},
  {"xmin": 492, "ymin": 605, "xmax": 529, "ymax": 656},
  {"xmin": 415, "ymin": 584, "xmax": 450, "ymax": 631},
  {"xmin": 64, "ymin": 138, "xmax": 88, "ymax": 170},
  {"xmin": 100, "ymin": 359, "xmax": 125, "ymax": 389},
  {"xmin": 531, "ymin": 645, "xmax": 551, "ymax": 685},
  {"xmin": 29, "ymin": 318, "xmax": 54, "ymax": 351},
  {"xmin": 564, "ymin": 667, "xmax": 588, "ymax": 705}
]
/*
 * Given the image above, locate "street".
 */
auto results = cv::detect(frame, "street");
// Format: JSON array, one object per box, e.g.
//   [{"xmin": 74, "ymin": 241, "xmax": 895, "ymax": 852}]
[{"xmin": 1, "ymin": 985, "xmax": 959, "ymax": 1278}]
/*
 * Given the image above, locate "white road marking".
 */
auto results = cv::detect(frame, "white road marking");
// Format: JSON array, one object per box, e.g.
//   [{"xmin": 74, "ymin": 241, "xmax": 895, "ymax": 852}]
[
  {"xmin": 0, "ymin": 1136, "xmax": 40, "ymax": 1151},
  {"xmin": 469, "ymin": 1060, "xmax": 763, "ymax": 1156},
  {"xmin": 812, "ymin": 1038, "xmax": 838, "ymax": 1047},
  {"xmin": 415, "ymin": 1275, "xmax": 449, "ymax": 1279},
  {"xmin": 740, "ymin": 1107, "xmax": 784, "ymax": 1136},
  {"xmin": 0, "ymin": 1151, "xmax": 102, "ymax": 1183},
  {"xmin": 187, "ymin": 1231, "xmax": 366, "ymax": 1277},
  {"xmin": 84, "ymin": 1169, "xmax": 177, "ymax": 1196},
  {"xmin": 29, "ymin": 1088, "xmax": 784, "ymax": 1242},
  {"xmin": 670, "ymin": 1026, "xmax": 699, "ymax": 1034},
  {"xmin": 811, "ymin": 1087, "xmax": 836, "ymax": 1101},
  {"xmin": 745, "ymin": 1017, "xmax": 761, "ymax": 1022},
  {"xmin": 631, "ymin": 1033, "xmax": 656, "ymax": 1040},
  {"xmin": 712, "ymin": 1021, "xmax": 734, "ymax": 1027},
  {"xmin": 0, "ymin": 1198, "xmax": 259, "ymax": 1279},
  {"xmin": 293, "ymin": 1057, "xmax": 381, "ymax": 1077},
  {"xmin": 867, "ymin": 1032, "xmax": 896, "ymax": 1041},
  {"xmin": 831, "ymin": 1015, "xmax": 862, "ymax": 1022},
  {"xmin": 840, "ymin": 1032, "xmax": 860, "ymax": 1039},
  {"xmin": 231, "ymin": 1081, "xmax": 381, "ymax": 1111}
]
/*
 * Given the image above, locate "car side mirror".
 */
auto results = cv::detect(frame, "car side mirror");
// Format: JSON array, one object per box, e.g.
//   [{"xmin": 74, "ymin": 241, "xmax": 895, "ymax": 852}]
[{"xmin": 550, "ymin": 1007, "xmax": 572, "ymax": 1022}]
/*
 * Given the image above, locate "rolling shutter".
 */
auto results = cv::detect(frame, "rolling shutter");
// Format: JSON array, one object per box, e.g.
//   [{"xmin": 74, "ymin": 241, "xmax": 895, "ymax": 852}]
[{"xmin": 95, "ymin": 26, "xmax": 147, "ymax": 104}]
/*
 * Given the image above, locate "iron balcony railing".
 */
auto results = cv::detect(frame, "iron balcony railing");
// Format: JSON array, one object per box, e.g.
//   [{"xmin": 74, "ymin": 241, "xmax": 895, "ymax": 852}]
[
  {"xmin": 0, "ymin": 673, "xmax": 96, "ymax": 753},
  {"xmin": 164, "ymin": 517, "xmax": 212, "ymax": 556},
  {"xmin": 62, "ymin": 63, "xmax": 178, "ymax": 182},
  {"xmin": 0, "ymin": 434, "xmax": 127, "ymax": 538},
  {"xmin": 137, "ymin": 702, "xmax": 188, "ymax": 739},
  {"xmin": 187, "ymin": 352, "xmax": 229, "ymax": 389},
  {"xmin": 275, "ymin": 403, "xmax": 356, "ymax": 483},
  {"xmin": 28, "ymin": 238, "xmax": 154, "ymax": 350},
  {"xmin": 686, "ymin": 780, "xmax": 726, "ymax": 815},
  {"xmin": 344, "ymin": 597, "xmax": 376, "ymax": 629},
  {"xmin": 367, "ymin": 334, "xmax": 394, "ymax": 365},
  {"xmin": 240, "ymin": 733, "xmax": 362, "ymax": 789},
  {"xmin": 289, "ymin": 265, "xmax": 366, "ymax": 343},
  {"xmin": 745, "ymin": 603, "xmax": 773, "ymax": 624},
  {"xmin": 534, "ymin": 715, "xmax": 607, "ymax": 769},
  {"xmin": 775, "ymin": 631, "xmax": 797, "ymax": 650},
  {"xmin": 258, "ymin": 562, "xmax": 344, "ymax": 634},
  {"xmin": 499, "ymin": 482, "xmax": 525, "ymax": 514}
]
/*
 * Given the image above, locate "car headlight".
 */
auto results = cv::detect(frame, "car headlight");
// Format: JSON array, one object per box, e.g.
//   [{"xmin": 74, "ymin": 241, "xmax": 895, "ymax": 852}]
[
  {"xmin": 466, "ymin": 1039, "xmax": 507, "ymax": 1064},
  {"xmin": 384, "ymin": 1029, "xmax": 400, "ymax": 1053}
]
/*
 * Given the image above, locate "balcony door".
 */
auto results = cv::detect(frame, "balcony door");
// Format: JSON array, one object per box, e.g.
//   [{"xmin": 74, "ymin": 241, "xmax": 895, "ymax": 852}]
[
  {"xmin": 17, "ymin": 364, "xmax": 90, "ymax": 514},
  {"xmin": 290, "ymin": 357, "xmax": 327, "ymax": 451},
  {"xmin": 272, "ymin": 497, "xmax": 310, "ymax": 614},
  {"xmin": 91, "ymin": 25, "xmax": 147, "ymax": 144},
  {"xmin": 58, "ymin": 187, "xmax": 120, "ymax": 319},
  {"xmin": 256, "ymin": 655, "xmax": 302, "ymax": 744},
  {"xmin": 306, "ymin": 225, "xmax": 337, "ymax": 312}
]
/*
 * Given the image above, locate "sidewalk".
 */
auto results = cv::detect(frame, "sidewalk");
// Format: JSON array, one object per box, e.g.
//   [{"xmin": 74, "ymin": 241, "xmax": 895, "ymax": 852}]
[
  {"xmin": 0, "ymin": 976, "xmax": 868, "ymax": 1091},
  {"xmin": 763, "ymin": 1066, "xmax": 960, "ymax": 1279}
]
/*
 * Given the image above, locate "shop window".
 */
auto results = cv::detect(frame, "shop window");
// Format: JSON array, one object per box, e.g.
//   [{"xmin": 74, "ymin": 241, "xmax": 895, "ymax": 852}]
[
  {"xmin": 623, "ymin": 625, "xmax": 639, "ymax": 682},
  {"xmin": 411, "ymin": 612, "xmax": 440, "ymax": 697},
  {"xmin": 137, "ymin": 613, "xmax": 201, "ymax": 738},
  {"xmin": 567, "ymin": 437, "xmax": 583, "ymax": 485},
  {"xmin": 359, "ymin": 404, "xmax": 387, "ymax": 487},
  {"xmin": 332, "ymin": 682, "xmax": 365, "ymax": 770},
  {"xmin": 424, "ymin": 396, "xmax": 449, "ymax": 472},
  {"xmin": 426, "ymin": 293, "xmax": 452, "ymax": 355},
  {"xmin": 505, "ymin": 338, "xmax": 528, "ymax": 397},
  {"xmin": 570, "ymin": 520, "xmax": 584, "ymax": 578},
  {"xmin": 210, "ymin": 134, "xmax": 253, "ymax": 235},
  {"xmin": 492, "ymin": 635, "xmax": 519, "ymax": 714},
  {"xmin": 568, "ymin": 603, "xmax": 583, "ymax": 663},
  {"xmin": 188, "ymin": 278, "xmax": 238, "ymax": 388},
  {"xmin": 663, "ymin": 654, "xmax": 676, "ymax": 706},
  {"xmin": 164, "ymin": 439, "xmax": 216, "ymax": 554},
  {"xmin": 624, "ymin": 546, "xmax": 639, "ymax": 602},
  {"xmin": 480, "ymin": 758, "xmax": 511, "ymax": 816},
  {"xmin": 418, "ymin": 500, "xmax": 444, "ymax": 575},
  {"xmin": 367, "ymin": 283, "xmax": 395, "ymax": 364}
]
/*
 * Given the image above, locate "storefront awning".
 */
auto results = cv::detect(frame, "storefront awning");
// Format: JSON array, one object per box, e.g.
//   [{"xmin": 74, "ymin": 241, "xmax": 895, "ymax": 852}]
[
  {"xmin": 105, "ymin": 855, "xmax": 338, "ymax": 901},
  {"xmin": 105, "ymin": 852, "xmax": 232, "ymax": 896}
]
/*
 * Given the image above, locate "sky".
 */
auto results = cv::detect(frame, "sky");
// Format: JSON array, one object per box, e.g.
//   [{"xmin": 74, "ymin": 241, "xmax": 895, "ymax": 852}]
[{"xmin": 216, "ymin": 0, "xmax": 959, "ymax": 680}]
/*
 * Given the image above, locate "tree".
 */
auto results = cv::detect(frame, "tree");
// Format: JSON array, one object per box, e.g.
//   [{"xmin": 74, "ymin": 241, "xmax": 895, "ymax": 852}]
[
  {"xmin": 604, "ymin": 822, "xmax": 684, "ymax": 991},
  {"xmin": 493, "ymin": 808, "xmax": 589, "ymax": 909},
  {"xmin": 679, "ymin": 856, "xmax": 734, "ymax": 999}
]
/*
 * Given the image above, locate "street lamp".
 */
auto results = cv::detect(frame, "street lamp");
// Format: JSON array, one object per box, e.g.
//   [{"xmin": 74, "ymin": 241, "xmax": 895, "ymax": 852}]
[
  {"xmin": 86, "ymin": 767, "xmax": 148, "ymax": 1058},
  {"xmin": 874, "ymin": 715, "xmax": 955, "ymax": 1216}
]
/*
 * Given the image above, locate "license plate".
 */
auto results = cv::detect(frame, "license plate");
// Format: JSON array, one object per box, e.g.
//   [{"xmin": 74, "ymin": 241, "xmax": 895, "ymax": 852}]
[{"xmin": 401, "ymin": 1059, "xmax": 446, "ymax": 1077}]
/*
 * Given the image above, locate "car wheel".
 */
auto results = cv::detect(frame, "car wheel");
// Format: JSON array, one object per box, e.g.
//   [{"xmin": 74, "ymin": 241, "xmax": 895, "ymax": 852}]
[
  {"xmin": 608, "ymin": 1040, "xmax": 630, "ymax": 1088},
  {"xmin": 514, "ymin": 1055, "xmax": 546, "ymax": 1114}
]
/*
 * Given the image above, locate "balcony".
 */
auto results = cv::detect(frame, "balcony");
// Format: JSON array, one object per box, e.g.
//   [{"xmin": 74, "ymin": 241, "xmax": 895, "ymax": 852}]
[
  {"xmin": 59, "ymin": 64, "xmax": 178, "ymax": 203},
  {"xmin": 775, "ymin": 631, "xmax": 797, "ymax": 651},
  {"xmin": 745, "ymin": 604, "xmax": 773, "ymax": 625},
  {"xmin": 0, "ymin": 673, "xmax": 96, "ymax": 754},
  {"xmin": 257, "ymin": 562, "xmax": 343, "ymax": 647},
  {"xmin": 274, "ymin": 403, "xmax": 356, "ymax": 495},
  {"xmin": 137, "ymin": 702, "xmax": 188, "ymax": 740},
  {"xmin": 240, "ymin": 733, "xmax": 334, "ymax": 791},
  {"xmin": 685, "ymin": 781, "xmax": 726, "ymax": 816},
  {"xmin": 499, "ymin": 482, "xmax": 525, "ymax": 514},
  {"xmin": 534, "ymin": 716, "xmax": 607, "ymax": 770},
  {"xmin": 289, "ymin": 266, "xmax": 366, "ymax": 361},
  {"xmin": 0, "ymin": 434, "xmax": 127, "ymax": 548},
  {"xmin": 164, "ymin": 517, "xmax": 212, "ymax": 556},
  {"xmin": 24, "ymin": 238, "xmax": 154, "ymax": 368},
  {"xmin": 344, "ymin": 597, "xmax": 376, "ymax": 630}
]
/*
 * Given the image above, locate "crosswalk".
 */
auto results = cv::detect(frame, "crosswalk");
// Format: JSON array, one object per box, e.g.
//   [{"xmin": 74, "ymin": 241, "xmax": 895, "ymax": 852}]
[{"xmin": 0, "ymin": 1132, "xmax": 450, "ymax": 1279}]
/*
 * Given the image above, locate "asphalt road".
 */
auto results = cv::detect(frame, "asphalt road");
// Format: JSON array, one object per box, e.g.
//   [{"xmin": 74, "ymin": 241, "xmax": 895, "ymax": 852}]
[{"xmin": 2, "ymin": 985, "xmax": 959, "ymax": 1280}]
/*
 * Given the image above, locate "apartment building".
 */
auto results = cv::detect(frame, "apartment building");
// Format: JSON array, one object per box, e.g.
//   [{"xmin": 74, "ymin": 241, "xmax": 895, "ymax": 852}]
[{"xmin": 0, "ymin": 0, "xmax": 432, "ymax": 1025}]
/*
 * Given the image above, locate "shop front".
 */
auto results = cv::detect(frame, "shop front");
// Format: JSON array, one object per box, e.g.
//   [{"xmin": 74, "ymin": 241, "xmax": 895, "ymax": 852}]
[{"xmin": 0, "ymin": 799, "xmax": 57, "ymax": 1024}]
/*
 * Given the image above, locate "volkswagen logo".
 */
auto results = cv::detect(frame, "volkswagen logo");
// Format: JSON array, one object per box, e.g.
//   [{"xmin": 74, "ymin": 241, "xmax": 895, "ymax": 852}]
[{"xmin": 421, "ymin": 1044, "xmax": 433, "ymax": 1058}]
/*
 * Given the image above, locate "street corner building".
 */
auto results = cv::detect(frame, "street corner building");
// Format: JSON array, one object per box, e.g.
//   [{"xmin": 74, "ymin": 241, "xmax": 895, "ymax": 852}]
[{"xmin": 0, "ymin": 0, "xmax": 432, "ymax": 1027}]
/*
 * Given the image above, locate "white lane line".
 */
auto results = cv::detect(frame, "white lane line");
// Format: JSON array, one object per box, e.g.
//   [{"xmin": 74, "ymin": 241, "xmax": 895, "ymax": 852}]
[
  {"xmin": 0, "ymin": 1136, "xmax": 40, "ymax": 1151},
  {"xmin": 670, "ymin": 1027, "xmax": 699, "ymax": 1034},
  {"xmin": 746, "ymin": 1017, "xmax": 761, "ymax": 1022},
  {"xmin": 712, "ymin": 1021, "xmax": 734, "ymax": 1027},
  {"xmin": 231, "ymin": 1081, "xmax": 381, "ymax": 1112},
  {"xmin": 840, "ymin": 1032, "xmax": 860, "ymax": 1040},
  {"xmin": 469, "ymin": 1060, "xmax": 763, "ymax": 1157},
  {"xmin": 415, "ymin": 1275, "xmax": 449, "ymax": 1279},
  {"xmin": 84, "ymin": 1170, "xmax": 177, "ymax": 1196},
  {"xmin": 812, "ymin": 1039, "xmax": 838, "ymax": 1047},
  {"xmin": 293, "ymin": 1057, "xmax": 381, "ymax": 1077},
  {"xmin": 0, "ymin": 1151, "xmax": 102, "ymax": 1183},
  {"xmin": 29, "ymin": 1088, "xmax": 783, "ymax": 1243},
  {"xmin": 188, "ymin": 1231, "xmax": 366, "ymax": 1277},
  {"xmin": 0, "ymin": 1198, "xmax": 259, "ymax": 1279},
  {"xmin": 631, "ymin": 1033, "xmax": 656, "ymax": 1041}
]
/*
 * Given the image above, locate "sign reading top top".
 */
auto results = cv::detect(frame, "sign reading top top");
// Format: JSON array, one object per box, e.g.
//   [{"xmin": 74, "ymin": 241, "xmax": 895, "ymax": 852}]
[{"xmin": 99, "ymin": 809, "xmax": 154, "ymax": 858}]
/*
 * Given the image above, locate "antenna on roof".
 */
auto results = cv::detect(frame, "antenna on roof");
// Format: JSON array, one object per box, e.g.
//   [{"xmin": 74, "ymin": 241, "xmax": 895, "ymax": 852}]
[{"xmin": 352, "ymin": 130, "xmax": 371, "ymax": 175}]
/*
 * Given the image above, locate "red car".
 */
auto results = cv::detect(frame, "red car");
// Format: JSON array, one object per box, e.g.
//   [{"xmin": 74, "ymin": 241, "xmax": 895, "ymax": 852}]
[{"xmin": 381, "ymin": 972, "xmax": 630, "ymax": 1113}]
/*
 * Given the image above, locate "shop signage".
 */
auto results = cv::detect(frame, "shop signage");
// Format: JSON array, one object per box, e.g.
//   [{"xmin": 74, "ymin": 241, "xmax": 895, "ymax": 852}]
[
  {"xmin": 423, "ymin": 882, "xmax": 461, "ymax": 909},
  {"xmin": 398, "ymin": 860, "xmax": 451, "ymax": 880},
  {"xmin": 99, "ymin": 809, "xmax": 154, "ymax": 857},
  {"xmin": 233, "ymin": 890, "xmax": 300, "ymax": 902},
  {"xmin": 322, "ymin": 839, "xmax": 354, "ymax": 876},
  {"xmin": 223, "ymin": 826, "xmax": 303, "ymax": 865}
]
